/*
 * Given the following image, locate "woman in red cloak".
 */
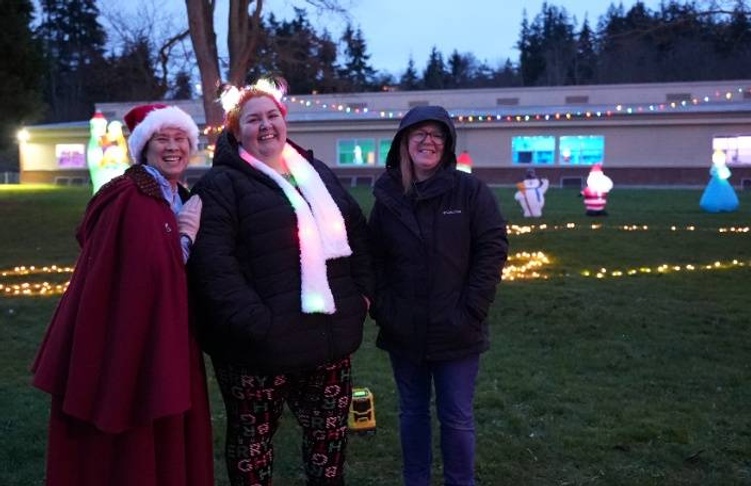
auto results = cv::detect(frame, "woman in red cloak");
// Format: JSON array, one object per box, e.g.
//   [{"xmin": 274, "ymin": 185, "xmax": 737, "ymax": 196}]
[{"xmin": 31, "ymin": 104, "xmax": 214, "ymax": 486}]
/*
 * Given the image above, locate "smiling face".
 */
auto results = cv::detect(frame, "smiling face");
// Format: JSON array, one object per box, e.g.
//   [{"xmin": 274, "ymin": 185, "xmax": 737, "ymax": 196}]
[
  {"xmin": 235, "ymin": 95, "xmax": 287, "ymax": 165},
  {"xmin": 143, "ymin": 127, "xmax": 191, "ymax": 186},
  {"xmin": 406, "ymin": 122, "xmax": 447, "ymax": 181}
]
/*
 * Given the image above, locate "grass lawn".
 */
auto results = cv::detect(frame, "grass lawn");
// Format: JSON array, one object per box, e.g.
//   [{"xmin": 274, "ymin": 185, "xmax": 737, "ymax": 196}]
[{"xmin": 1, "ymin": 183, "xmax": 750, "ymax": 485}]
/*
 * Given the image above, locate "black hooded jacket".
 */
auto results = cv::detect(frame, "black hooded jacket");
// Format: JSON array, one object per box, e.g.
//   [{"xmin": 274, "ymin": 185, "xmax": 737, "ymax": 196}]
[
  {"xmin": 188, "ymin": 131, "xmax": 374, "ymax": 373},
  {"xmin": 368, "ymin": 106, "xmax": 508, "ymax": 363}
]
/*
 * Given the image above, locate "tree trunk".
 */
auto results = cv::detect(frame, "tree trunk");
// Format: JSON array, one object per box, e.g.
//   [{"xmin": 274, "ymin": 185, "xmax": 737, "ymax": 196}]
[
  {"xmin": 185, "ymin": 0, "xmax": 223, "ymax": 140},
  {"xmin": 227, "ymin": 0, "xmax": 262, "ymax": 85},
  {"xmin": 184, "ymin": 0, "xmax": 346, "ymax": 138}
]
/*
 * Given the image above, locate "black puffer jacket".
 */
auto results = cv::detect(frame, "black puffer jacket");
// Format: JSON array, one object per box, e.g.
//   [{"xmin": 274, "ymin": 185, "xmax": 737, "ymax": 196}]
[
  {"xmin": 188, "ymin": 131, "xmax": 373, "ymax": 373},
  {"xmin": 368, "ymin": 107, "xmax": 508, "ymax": 363}
]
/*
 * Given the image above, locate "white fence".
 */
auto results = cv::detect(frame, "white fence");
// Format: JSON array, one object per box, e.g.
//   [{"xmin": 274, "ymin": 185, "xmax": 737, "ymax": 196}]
[{"xmin": 0, "ymin": 172, "xmax": 19, "ymax": 184}]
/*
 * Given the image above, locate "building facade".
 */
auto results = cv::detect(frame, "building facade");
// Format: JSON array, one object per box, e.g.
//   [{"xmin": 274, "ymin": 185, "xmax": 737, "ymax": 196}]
[{"xmin": 17, "ymin": 80, "xmax": 751, "ymax": 188}]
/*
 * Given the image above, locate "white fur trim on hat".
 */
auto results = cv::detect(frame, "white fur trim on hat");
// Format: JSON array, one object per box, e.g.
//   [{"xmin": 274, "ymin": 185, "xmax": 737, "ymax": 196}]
[{"xmin": 127, "ymin": 106, "xmax": 200, "ymax": 164}]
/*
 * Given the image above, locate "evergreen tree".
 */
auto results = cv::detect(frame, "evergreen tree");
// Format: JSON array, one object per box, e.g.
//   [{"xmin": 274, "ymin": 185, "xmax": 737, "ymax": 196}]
[
  {"xmin": 490, "ymin": 59, "xmax": 522, "ymax": 88},
  {"xmin": 573, "ymin": 17, "xmax": 597, "ymax": 84},
  {"xmin": 246, "ymin": 15, "xmax": 274, "ymax": 83},
  {"xmin": 399, "ymin": 57, "xmax": 421, "ymax": 90},
  {"xmin": 517, "ymin": 10, "xmax": 545, "ymax": 86},
  {"xmin": 655, "ymin": 1, "xmax": 715, "ymax": 81},
  {"xmin": 470, "ymin": 61, "xmax": 496, "ymax": 88},
  {"xmin": 446, "ymin": 50, "xmax": 473, "ymax": 89},
  {"xmin": 314, "ymin": 30, "xmax": 342, "ymax": 93},
  {"xmin": 717, "ymin": 0, "xmax": 751, "ymax": 78},
  {"xmin": 36, "ymin": 0, "xmax": 107, "ymax": 121},
  {"xmin": 597, "ymin": 2, "xmax": 659, "ymax": 83},
  {"xmin": 171, "ymin": 71, "xmax": 194, "ymax": 100},
  {"xmin": 372, "ymin": 72, "xmax": 397, "ymax": 91},
  {"xmin": 340, "ymin": 24, "xmax": 376, "ymax": 92},
  {"xmin": 0, "ymin": 0, "xmax": 45, "ymax": 152},
  {"xmin": 268, "ymin": 9, "xmax": 319, "ymax": 94},
  {"xmin": 422, "ymin": 46, "xmax": 447, "ymax": 90},
  {"xmin": 104, "ymin": 36, "xmax": 166, "ymax": 101}
]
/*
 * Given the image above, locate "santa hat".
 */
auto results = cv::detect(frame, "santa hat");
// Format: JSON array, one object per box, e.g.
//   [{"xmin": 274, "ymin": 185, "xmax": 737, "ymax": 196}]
[{"xmin": 123, "ymin": 104, "xmax": 199, "ymax": 164}]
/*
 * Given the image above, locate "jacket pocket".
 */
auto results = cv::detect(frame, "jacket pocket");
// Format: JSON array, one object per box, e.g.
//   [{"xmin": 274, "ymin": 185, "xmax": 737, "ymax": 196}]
[{"xmin": 374, "ymin": 293, "xmax": 414, "ymax": 344}]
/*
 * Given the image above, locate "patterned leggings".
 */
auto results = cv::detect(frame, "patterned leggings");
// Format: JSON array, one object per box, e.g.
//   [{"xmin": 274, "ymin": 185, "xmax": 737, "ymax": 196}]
[{"xmin": 212, "ymin": 356, "xmax": 352, "ymax": 486}]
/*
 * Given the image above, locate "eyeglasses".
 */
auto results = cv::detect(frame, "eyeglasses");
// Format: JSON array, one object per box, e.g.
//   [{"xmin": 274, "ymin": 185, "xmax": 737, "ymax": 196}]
[
  {"xmin": 150, "ymin": 135, "xmax": 188, "ymax": 145},
  {"xmin": 409, "ymin": 130, "xmax": 446, "ymax": 144}
]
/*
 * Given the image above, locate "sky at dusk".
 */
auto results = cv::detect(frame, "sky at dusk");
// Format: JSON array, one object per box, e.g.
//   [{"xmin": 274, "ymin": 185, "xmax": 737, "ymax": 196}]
[
  {"xmin": 103, "ymin": 0, "xmax": 668, "ymax": 75},
  {"xmin": 217, "ymin": 0, "xmax": 668, "ymax": 74}
]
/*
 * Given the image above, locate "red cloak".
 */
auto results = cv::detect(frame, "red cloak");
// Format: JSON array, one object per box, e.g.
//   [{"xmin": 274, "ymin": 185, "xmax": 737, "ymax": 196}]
[{"xmin": 31, "ymin": 166, "xmax": 213, "ymax": 486}]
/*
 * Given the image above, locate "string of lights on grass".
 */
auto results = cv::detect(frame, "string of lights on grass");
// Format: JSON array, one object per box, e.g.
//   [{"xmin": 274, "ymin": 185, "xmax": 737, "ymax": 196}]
[
  {"xmin": 1, "ymin": 222, "xmax": 748, "ymax": 296},
  {"xmin": 507, "ymin": 223, "xmax": 750, "ymax": 235},
  {"xmin": 0, "ymin": 265, "xmax": 72, "ymax": 297},
  {"xmin": 580, "ymin": 259, "xmax": 748, "ymax": 279}
]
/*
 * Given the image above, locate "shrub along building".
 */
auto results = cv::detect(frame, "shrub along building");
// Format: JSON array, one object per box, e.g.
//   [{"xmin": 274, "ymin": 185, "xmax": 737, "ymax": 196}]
[{"xmin": 17, "ymin": 79, "xmax": 751, "ymax": 189}]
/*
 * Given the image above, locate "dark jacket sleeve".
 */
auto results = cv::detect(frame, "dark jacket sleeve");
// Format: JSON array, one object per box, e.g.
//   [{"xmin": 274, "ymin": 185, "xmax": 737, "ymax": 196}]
[
  {"xmin": 366, "ymin": 200, "xmax": 388, "ymax": 321},
  {"xmin": 342, "ymin": 189, "xmax": 375, "ymax": 303},
  {"xmin": 188, "ymin": 170, "xmax": 273, "ymax": 346},
  {"xmin": 463, "ymin": 182, "xmax": 508, "ymax": 321}
]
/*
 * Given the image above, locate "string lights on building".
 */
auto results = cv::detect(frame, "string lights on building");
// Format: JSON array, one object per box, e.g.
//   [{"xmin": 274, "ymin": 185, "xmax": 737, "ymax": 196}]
[{"xmin": 197, "ymin": 84, "xmax": 751, "ymax": 142}]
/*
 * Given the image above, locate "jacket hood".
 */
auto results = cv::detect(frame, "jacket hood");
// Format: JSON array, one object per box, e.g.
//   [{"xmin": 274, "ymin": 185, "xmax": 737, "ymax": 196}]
[{"xmin": 385, "ymin": 105, "xmax": 457, "ymax": 170}]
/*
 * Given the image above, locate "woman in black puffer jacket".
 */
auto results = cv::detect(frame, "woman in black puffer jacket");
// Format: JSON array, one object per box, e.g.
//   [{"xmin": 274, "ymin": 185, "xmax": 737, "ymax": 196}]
[
  {"xmin": 188, "ymin": 77, "xmax": 373, "ymax": 486},
  {"xmin": 369, "ymin": 105, "xmax": 508, "ymax": 486}
]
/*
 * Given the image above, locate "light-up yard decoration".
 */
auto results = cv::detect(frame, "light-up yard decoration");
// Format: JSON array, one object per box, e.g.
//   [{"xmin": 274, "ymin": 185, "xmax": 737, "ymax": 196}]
[
  {"xmin": 4, "ymin": 223, "xmax": 750, "ymax": 295},
  {"xmin": 514, "ymin": 169, "xmax": 549, "ymax": 217},
  {"xmin": 87, "ymin": 111, "xmax": 131, "ymax": 194},
  {"xmin": 699, "ymin": 150, "xmax": 739, "ymax": 213},
  {"xmin": 581, "ymin": 164, "xmax": 613, "ymax": 216},
  {"xmin": 456, "ymin": 150, "xmax": 473, "ymax": 173}
]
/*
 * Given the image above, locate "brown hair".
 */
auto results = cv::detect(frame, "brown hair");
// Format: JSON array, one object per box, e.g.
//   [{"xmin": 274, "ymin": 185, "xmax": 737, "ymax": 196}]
[{"xmin": 398, "ymin": 137, "xmax": 413, "ymax": 194}]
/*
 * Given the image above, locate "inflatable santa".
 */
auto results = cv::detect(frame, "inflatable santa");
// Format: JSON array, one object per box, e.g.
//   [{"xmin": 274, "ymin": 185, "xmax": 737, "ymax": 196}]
[
  {"xmin": 581, "ymin": 164, "xmax": 613, "ymax": 216},
  {"xmin": 514, "ymin": 168, "xmax": 549, "ymax": 217},
  {"xmin": 456, "ymin": 150, "xmax": 473, "ymax": 173}
]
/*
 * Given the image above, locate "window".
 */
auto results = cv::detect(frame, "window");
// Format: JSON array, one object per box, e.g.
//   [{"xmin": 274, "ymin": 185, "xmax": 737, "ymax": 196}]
[
  {"xmin": 337, "ymin": 138, "xmax": 376, "ymax": 165},
  {"xmin": 565, "ymin": 95, "xmax": 589, "ymax": 104},
  {"xmin": 511, "ymin": 136, "xmax": 555, "ymax": 165},
  {"xmin": 56, "ymin": 144, "xmax": 86, "ymax": 168},
  {"xmin": 496, "ymin": 97, "xmax": 519, "ymax": 106},
  {"xmin": 713, "ymin": 135, "xmax": 751, "ymax": 165},
  {"xmin": 559, "ymin": 135, "xmax": 605, "ymax": 165},
  {"xmin": 378, "ymin": 139, "xmax": 391, "ymax": 165}
]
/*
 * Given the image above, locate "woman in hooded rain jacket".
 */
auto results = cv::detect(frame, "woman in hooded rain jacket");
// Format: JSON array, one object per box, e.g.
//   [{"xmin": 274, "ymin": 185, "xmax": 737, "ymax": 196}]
[{"xmin": 368, "ymin": 105, "xmax": 508, "ymax": 486}]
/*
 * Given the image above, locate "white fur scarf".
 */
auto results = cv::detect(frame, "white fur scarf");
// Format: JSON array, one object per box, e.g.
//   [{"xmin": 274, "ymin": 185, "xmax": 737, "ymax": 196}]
[{"xmin": 239, "ymin": 145, "xmax": 351, "ymax": 314}]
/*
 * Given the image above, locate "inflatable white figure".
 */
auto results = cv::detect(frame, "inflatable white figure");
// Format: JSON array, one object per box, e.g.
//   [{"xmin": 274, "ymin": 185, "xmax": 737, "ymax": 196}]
[
  {"xmin": 514, "ymin": 169, "xmax": 549, "ymax": 217},
  {"xmin": 700, "ymin": 150, "xmax": 739, "ymax": 212},
  {"xmin": 581, "ymin": 164, "xmax": 613, "ymax": 216},
  {"xmin": 87, "ymin": 112, "xmax": 131, "ymax": 194},
  {"xmin": 86, "ymin": 111, "xmax": 108, "ymax": 194},
  {"xmin": 102, "ymin": 121, "xmax": 129, "ymax": 167}
]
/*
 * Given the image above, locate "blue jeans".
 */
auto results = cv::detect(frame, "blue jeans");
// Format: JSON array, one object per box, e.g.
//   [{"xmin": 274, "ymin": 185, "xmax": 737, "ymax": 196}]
[{"xmin": 389, "ymin": 353, "xmax": 480, "ymax": 486}]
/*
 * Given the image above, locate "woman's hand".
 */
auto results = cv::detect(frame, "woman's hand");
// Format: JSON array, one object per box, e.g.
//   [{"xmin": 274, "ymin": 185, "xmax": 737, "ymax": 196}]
[{"xmin": 178, "ymin": 195, "xmax": 203, "ymax": 243}]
